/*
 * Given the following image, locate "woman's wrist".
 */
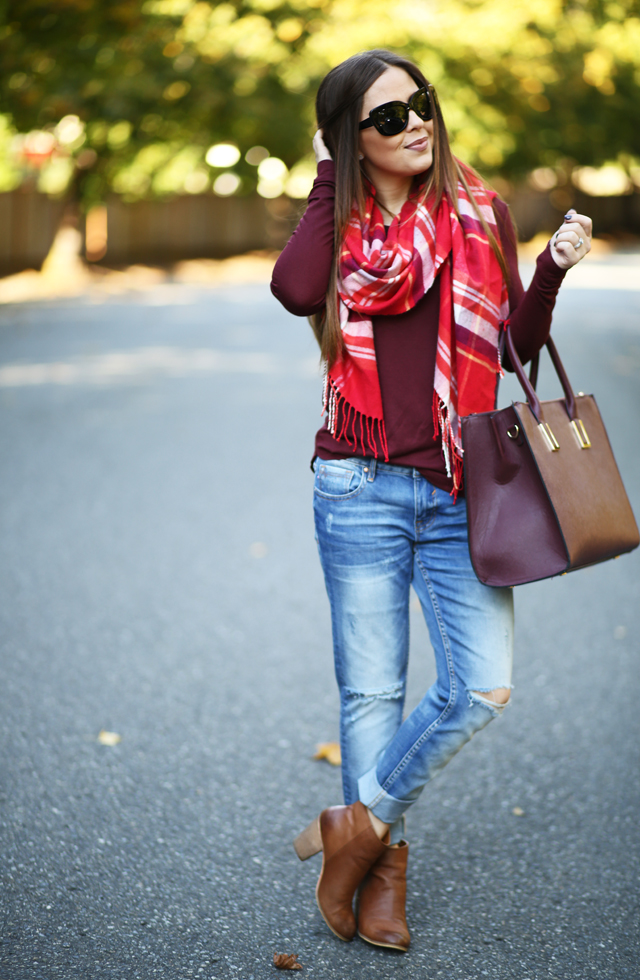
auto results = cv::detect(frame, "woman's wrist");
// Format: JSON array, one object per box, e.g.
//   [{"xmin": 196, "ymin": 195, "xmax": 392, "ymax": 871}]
[{"xmin": 537, "ymin": 241, "xmax": 568, "ymax": 281}]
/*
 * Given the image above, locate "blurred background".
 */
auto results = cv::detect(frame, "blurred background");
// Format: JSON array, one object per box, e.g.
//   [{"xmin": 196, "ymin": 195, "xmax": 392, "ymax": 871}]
[
  {"xmin": 1, "ymin": 0, "xmax": 639, "ymax": 281},
  {"xmin": 2, "ymin": 4, "xmax": 640, "ymax": 978}
]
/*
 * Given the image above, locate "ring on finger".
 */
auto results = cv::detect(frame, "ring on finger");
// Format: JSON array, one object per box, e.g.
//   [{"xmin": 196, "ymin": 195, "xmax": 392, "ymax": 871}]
[{"xmin": 577, "ymin": 237, "xmax": 584, "ymax": 248}]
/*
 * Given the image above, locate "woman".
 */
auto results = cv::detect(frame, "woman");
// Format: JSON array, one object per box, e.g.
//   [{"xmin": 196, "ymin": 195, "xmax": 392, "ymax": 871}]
[{"xmin": 271, "ymin": 49, "xmax": 591, "ymax": 951}]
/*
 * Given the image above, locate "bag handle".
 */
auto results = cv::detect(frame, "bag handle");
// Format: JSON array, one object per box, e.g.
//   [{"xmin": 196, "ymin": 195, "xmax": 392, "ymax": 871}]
[
  {"xmin": 504, "ymin": 323, "xmax": 578, "ymax": 423},
  {"xmin": 500, "ymin": 330, "xmax": 540, "ymax": 389}
]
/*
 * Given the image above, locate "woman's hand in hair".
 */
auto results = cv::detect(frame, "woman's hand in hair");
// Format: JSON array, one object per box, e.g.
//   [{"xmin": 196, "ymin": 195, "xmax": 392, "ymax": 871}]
[
  {"xmin": 550, "ymin": 209, "xmax": 592, "ymax": 269},
  {"xmin": 313, "ymin": 129, "xmax": 333, "ymax": 164}
]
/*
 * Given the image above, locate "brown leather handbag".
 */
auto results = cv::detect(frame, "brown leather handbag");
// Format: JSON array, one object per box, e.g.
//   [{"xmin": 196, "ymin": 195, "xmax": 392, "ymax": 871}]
[{"xmin": 461, "ymin": 325, "xmax": 639, "ymax": 587}]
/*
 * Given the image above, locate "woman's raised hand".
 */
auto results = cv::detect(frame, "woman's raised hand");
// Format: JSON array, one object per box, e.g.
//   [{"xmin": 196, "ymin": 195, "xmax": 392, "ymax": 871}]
[
  {"xmin": 550, "ymin": 209, "xmax": 593, "ymax": 270},
  {"xmin": 313, "ymin": 128, "xmax": 333, "ymax": 164}
]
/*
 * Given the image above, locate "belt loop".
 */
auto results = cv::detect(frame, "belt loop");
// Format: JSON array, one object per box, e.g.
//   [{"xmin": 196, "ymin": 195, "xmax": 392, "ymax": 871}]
[{"xmin": 366, "ymin": 457, "xmax": 377, "ymax": 482}]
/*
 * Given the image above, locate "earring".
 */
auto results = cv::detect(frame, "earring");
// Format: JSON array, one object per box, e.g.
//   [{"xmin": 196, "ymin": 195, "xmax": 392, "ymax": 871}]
[{"xmin": 359, "ymin": 153, "xmax": 364, "ymax": 160}]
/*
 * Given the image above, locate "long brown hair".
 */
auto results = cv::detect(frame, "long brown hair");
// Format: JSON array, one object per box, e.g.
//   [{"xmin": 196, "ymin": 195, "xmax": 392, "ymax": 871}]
[{"xmin": 311, "ymin": 49, "xmax": 509, "ymax": 366}]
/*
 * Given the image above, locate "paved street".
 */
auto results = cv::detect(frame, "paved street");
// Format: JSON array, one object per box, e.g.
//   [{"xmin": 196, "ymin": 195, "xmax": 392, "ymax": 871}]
[{"xmin": 1, "ymin": 256, "xmax": 639, "ymax": 980}]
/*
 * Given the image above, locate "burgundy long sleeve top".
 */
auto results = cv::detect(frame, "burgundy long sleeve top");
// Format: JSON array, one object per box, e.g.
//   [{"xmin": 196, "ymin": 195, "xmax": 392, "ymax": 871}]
[{"xmin": 271, "ymin": 159, "xmax": 567, "ymax": 493}]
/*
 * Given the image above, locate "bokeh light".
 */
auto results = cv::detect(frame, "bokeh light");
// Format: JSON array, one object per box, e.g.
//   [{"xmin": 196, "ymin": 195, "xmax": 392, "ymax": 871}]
[
  {"xmin": 184, "ymin": 170, "xmax": 209, "ymax": 194},
  {"xmin": 257, "ymin": 157, "xmax": 287, "ymax": 181},
  {"xmin": 54, "ymin": 115, "xmax": 85, "ymax": 147},
  {"xmin": 213, "ymin": 172, "xmax": 241, "ymax": 196},
  {"xmin": 245, "ymin": 146, "xmax": 269, "ymax": 166},
  {"xmin": 206, "ymin": 143, "xmax": 241, "ymax": 168}
]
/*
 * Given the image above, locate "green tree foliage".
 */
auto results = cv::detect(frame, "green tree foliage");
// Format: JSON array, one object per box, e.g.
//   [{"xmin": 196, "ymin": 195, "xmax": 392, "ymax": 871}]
[{"xmin": 1, "ymin": 0, "xmax": 638, "ymax": 205}]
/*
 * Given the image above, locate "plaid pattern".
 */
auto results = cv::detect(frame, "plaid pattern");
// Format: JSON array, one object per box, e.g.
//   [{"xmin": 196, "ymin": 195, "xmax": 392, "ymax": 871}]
[{"xmin": 326, "ymin": 177, "xmax": 509, "ymax": 492}]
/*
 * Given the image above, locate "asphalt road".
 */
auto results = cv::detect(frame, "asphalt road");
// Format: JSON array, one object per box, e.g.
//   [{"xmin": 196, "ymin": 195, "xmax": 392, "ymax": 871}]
[{"xmin": 1, "ymin": 257, "xmax": 639, "ymax": 980}]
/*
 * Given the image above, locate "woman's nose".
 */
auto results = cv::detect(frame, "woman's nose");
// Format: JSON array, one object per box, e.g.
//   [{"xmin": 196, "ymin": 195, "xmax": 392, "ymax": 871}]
[{"xmin": 406, "ymin": 109, "xmax": 424, "ymax": 130}]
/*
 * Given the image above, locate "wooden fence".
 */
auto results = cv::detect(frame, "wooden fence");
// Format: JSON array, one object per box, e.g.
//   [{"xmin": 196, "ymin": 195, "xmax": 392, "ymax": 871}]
[
  {"xmin": 0, "ymin": 185, "xmax": 637, "ymax": 276},
  {"xmin": 0, "ymin": 188, "xmax": 66, "ymax": 275},
  {"xmin": 510, "ymin": 187, "xmax": 640, "ymax": 242},
  {"xmin": 0, "ymin": 191, "xmax": 297, "ymax": 276},
  {"xmin": 102, "ymin": 193, "xmax": 297, "ymax": 265}
]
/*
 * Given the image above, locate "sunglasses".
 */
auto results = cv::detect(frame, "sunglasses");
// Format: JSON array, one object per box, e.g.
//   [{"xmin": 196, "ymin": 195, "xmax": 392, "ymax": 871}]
[{"xmin": 358, "ymin": 85, "xmax": 433, "ymax": 136}]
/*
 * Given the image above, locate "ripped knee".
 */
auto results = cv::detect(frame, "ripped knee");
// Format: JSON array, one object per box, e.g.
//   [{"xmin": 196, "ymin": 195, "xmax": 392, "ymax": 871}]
[
  {"xmin": 469, "ymin": 686, "xmax": 511, "ymax": 714},
  {"xmin": 342, "ymin": 682, "xmax": 405, "ymax": 726},
  {"xmin": 476, "ymin": 686, "xmax": 511, "ymax": 705},
  {"xmin": 343, "ymin": 682, "xmax": 404, "ymax": 705}
]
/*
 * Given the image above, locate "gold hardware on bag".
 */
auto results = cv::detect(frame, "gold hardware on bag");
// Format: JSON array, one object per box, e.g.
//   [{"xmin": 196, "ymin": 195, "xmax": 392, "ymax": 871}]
[
  {"xmin": 506, "ymin": 424, "xmax": 520, "ymax": 439},
  {"xmin": 538, "ymin": 421, "xmax": 560, "ymax": 451},
  {"xmin": 570, "ymin": 418, "xmax": 591, "ymax": 449}
]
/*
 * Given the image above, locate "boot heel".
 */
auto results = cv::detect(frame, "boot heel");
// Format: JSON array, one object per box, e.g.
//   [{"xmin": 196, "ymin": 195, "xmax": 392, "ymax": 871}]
[{"xmin": 293, "ymin": 817, "xmax": 322, "ymax": 860}]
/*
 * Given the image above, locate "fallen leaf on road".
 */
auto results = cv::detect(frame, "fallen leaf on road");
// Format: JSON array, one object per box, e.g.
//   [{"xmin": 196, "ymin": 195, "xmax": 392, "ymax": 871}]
[
  {"xmin": 313, "ymin": 742, "xmax": 341, "ymax": 766},
  {"xmin": 273, "ymin": 953, "xmax": 302, "ymax": 970},
  {"xmin": 512, "ymin": 806, "xmax": 524, "ymax": 816},
  {"xmin": 97, "ymin": 730, "xmax": 121, "ymax": 746}
]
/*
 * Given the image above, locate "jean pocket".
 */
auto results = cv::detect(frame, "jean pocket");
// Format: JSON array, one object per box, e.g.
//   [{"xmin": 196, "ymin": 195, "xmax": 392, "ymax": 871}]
[{"xmin": 314, "ymin": 459, "xmax": 366, "ymax": 499}]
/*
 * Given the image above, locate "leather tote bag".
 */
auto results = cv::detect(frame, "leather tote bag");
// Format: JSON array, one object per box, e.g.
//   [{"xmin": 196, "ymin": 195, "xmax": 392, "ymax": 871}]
[{"xmin": 461, "ymin": 325, "xmax": 639, "ymax": 587}]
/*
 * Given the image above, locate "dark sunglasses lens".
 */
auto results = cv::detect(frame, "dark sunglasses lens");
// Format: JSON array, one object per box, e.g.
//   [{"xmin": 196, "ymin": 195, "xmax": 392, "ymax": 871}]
[
  {"xmin": 411, "ymin": 89, "xmax": 432, "ymax": 120},
  {"xmin": 374, "ymin": 106, "xmax": 408, "ymax": 135}
]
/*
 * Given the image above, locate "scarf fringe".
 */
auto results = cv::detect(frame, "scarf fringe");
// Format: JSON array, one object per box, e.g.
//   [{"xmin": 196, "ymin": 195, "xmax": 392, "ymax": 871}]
[
  {"xmin": 432, "ymin": 390, "xmax": 463, "ymax": 501},
  {"xmin": 323, "ymin": 375, "xmax": 388, "ymax": 461}
]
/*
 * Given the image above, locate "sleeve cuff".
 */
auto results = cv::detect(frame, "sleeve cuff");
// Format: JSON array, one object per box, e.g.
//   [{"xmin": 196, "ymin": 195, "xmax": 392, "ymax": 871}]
[
  {"xmin": 536, "ymin": 241, "xmax": 568, "ymax": 283},
  {"xmin": 316, "ymin": 159, "xmax": 335, "ymax": 182}
]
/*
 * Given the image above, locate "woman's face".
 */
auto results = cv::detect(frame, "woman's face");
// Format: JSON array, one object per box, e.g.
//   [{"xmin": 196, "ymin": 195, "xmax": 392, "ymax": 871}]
[{"xmin": 359, "ymin": 66, "xmax": 434, "ymax": 180}]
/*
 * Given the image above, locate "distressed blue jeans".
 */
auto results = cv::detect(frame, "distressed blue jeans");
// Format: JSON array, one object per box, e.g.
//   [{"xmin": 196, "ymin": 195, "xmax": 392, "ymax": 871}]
[{"xmin": 313, "ymin": 456, "xmax": 514, "ymax": 838}]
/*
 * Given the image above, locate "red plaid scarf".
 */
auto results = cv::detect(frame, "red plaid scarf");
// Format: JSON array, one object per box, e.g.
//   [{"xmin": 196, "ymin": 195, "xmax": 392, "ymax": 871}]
[{"xmin": 324, "ymin": 175, "xmax": 509, "ymax": 494}]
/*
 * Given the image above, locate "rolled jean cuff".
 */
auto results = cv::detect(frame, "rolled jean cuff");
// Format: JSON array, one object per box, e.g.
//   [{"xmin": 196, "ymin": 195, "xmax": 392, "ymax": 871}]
[{"xmin": 358, "ymin": 767, "xmax": 414, "ymax": 826}]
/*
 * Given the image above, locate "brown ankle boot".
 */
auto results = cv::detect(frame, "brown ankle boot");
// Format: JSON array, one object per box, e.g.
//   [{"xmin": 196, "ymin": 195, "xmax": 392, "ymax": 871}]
[
  {"xmin": 357, "ymin": 840, "xmax": 410, "ymax": 951},
  {"xmin": 295, "ymin": 801, "xmax": 386, "ymax": 942}
]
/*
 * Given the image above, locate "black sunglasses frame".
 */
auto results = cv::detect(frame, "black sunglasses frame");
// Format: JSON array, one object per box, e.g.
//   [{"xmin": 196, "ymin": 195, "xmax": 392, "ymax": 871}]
[{"xmin": 358, "ymin": 85, "xmax": 434, "ymax": 136}]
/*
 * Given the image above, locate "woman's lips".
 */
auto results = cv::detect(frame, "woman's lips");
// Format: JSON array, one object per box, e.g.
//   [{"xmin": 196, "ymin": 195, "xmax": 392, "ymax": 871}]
[{"xmin": 405, "ymin": 137, "xmax": 429, "ymax": 151}]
